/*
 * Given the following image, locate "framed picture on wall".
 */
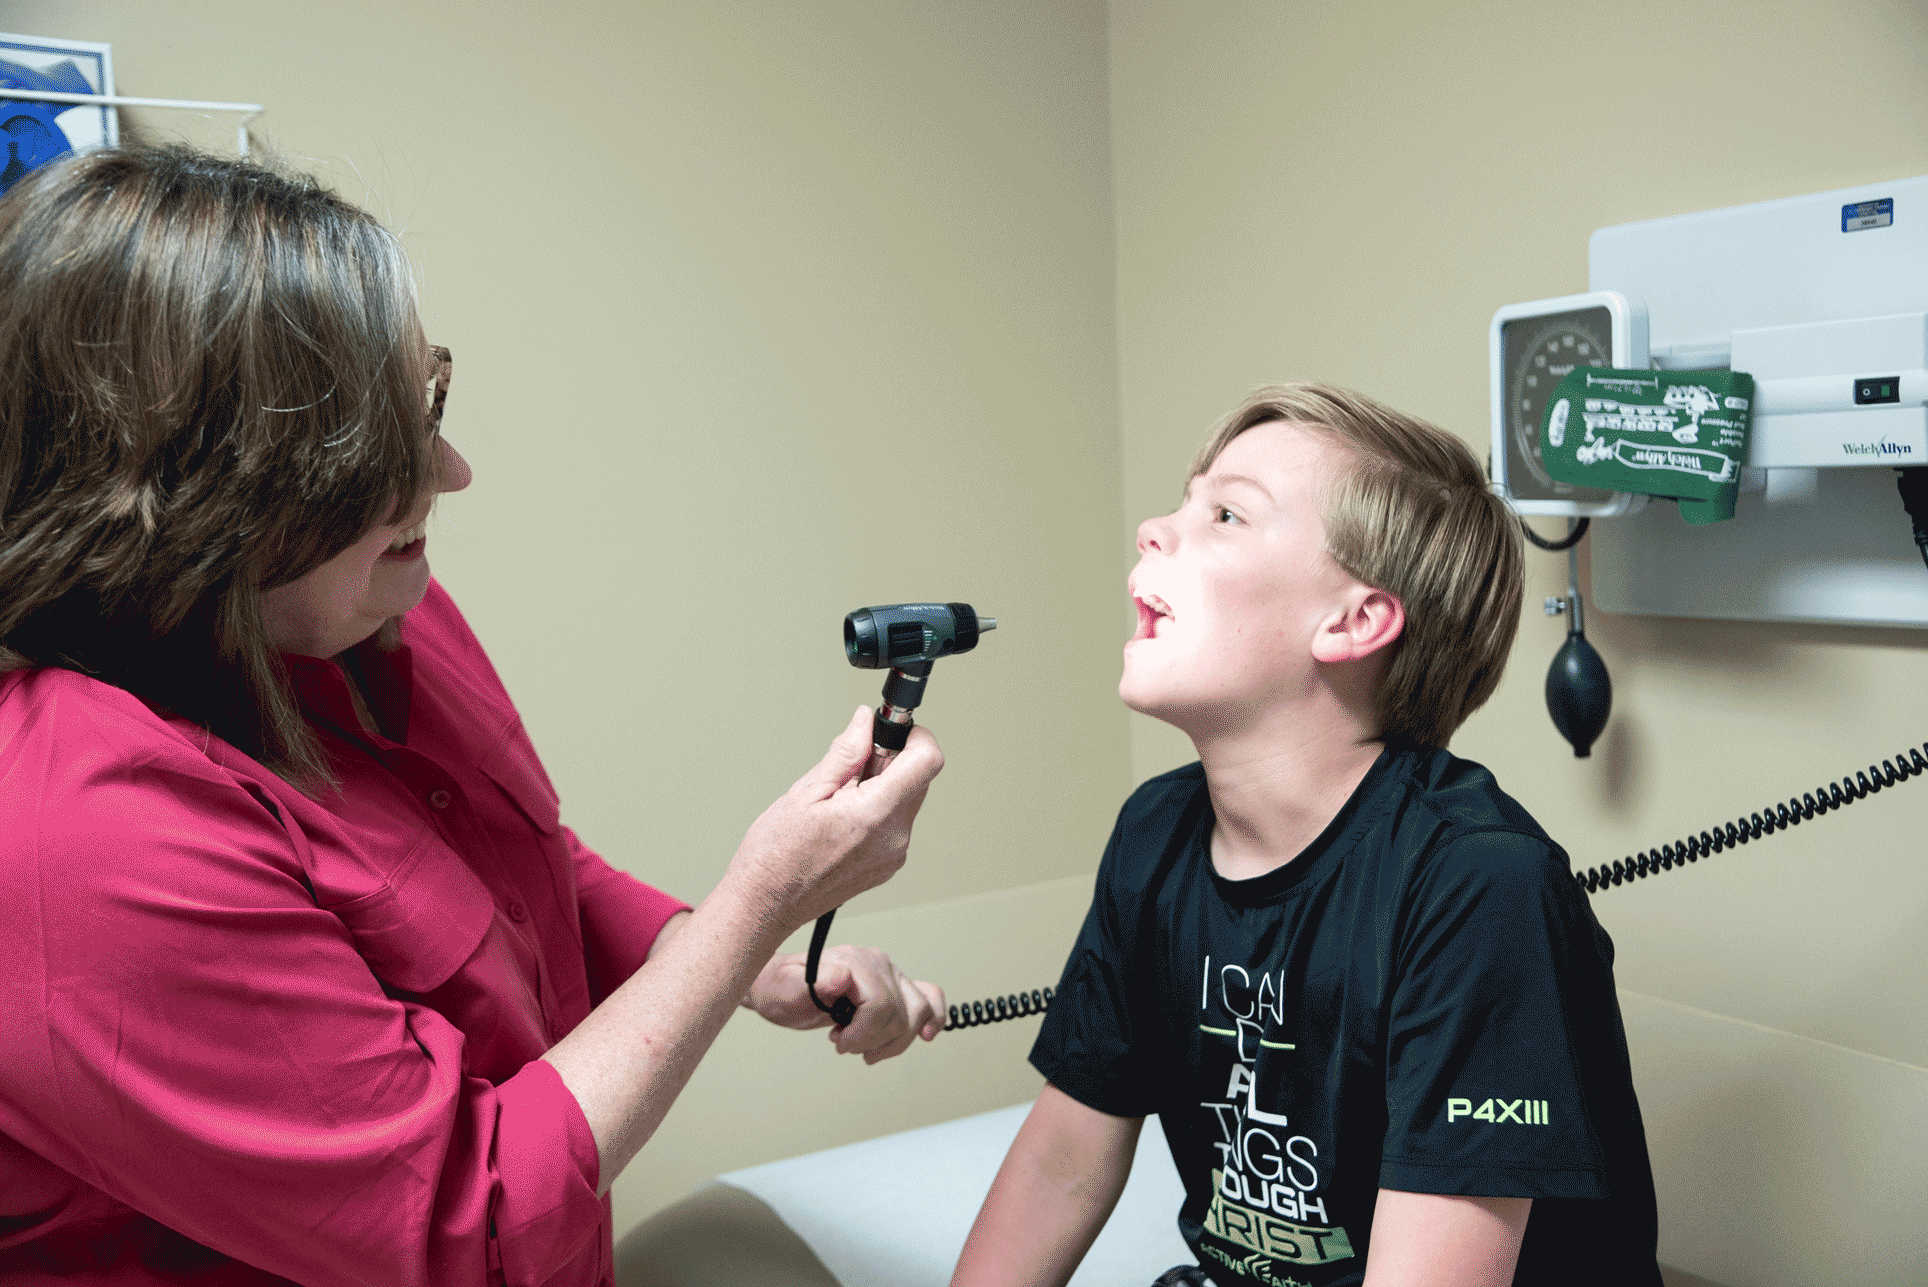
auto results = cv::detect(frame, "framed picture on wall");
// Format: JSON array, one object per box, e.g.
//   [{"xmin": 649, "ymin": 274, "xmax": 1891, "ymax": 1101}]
[{"xmin": 1, "ymin": 33, "xmax": 116, "ymax": 196}]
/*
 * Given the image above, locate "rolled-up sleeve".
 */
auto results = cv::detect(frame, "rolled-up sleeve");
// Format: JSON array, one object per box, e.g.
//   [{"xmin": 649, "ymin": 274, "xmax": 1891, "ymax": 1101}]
[{"xmin": 490, "ymin": 1058, "xmax": 604, "ymax": 1282}]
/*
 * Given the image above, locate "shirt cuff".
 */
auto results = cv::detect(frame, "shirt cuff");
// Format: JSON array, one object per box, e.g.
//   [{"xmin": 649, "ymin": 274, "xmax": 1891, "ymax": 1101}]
[
  {"xmin": 1379, "ymin": 1155, "xmax": 1607, "ymax": 1201},
  {"xmin": 492, "ymin": 1057, "xmax": 605, "ymax": 1282}
]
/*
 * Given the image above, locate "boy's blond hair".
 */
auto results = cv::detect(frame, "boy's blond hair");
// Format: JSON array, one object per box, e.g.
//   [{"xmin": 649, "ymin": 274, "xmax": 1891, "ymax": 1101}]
[{"xmin": 1190, "ymin": 384, "xmax": 1523, "ymax": 748}]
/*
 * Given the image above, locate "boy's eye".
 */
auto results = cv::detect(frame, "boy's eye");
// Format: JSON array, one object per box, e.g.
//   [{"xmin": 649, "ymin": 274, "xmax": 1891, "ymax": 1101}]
[{"xmin": 1215, "ymin": 507, "xmax": 1242, "ymax": 525}]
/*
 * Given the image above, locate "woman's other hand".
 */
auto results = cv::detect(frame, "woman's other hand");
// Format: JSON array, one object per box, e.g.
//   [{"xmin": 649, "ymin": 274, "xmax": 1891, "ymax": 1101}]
[
  {"xmin": 745, "ymin": 946, "xmax": 946, "ymax": 1063},
  {"xmin": 723, "ymin": 705, "xmax": 943, "ymax": 937}
]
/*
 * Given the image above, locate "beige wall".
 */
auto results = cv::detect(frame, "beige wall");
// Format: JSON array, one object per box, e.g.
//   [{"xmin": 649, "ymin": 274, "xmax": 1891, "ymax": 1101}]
[
  {"xmin": 9, "ymin": 1, "xmax": 1926, "ymax": 1279},
  {"xmin": 4, "ymin": 0, "xmax": 1126, "ymax": 1235},
  {"xmin": 1110, "ymin": 3, "xmax": 1928, "ymax": 1285}
]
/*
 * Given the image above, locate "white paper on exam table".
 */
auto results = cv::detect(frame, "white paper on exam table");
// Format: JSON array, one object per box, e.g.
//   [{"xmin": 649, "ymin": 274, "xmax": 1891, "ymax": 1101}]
[{"xmin": 719, "ymin": 1103, "xmax": 1194, "ymax": 1287}]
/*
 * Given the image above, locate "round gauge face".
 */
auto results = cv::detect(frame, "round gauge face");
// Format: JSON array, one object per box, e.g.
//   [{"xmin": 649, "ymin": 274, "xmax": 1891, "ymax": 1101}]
[{"xmin": 1504, "ymin": 309, "xmax": 1614, "ymax": 498}]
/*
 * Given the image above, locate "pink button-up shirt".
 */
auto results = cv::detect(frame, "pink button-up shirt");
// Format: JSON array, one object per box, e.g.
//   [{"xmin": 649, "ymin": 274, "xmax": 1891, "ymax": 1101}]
[{"xmin": 0, "ymin": 580, "xmax": 689, "ymax": 1285}]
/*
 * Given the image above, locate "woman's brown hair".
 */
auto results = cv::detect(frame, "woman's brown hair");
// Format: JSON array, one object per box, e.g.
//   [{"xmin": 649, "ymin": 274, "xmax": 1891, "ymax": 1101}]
[
  {"xmin": 0, "ymin": 145, "xmax": 436, "ymax": 786},
  {"xmin": 1190, "ymin": 384, "xmax": 1524, "ymax": 749}
]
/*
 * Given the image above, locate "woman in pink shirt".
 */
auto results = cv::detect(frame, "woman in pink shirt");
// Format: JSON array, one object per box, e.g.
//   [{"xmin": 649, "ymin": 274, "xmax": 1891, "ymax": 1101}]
[{"xmin": 0, "ymin": 145, "xmax": 945, "ymax": 1286}]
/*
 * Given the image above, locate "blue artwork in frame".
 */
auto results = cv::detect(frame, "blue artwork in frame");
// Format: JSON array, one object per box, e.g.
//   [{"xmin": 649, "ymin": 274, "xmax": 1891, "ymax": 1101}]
[{"xmin": 0, "ymin": 33, "xmax": 116, "ymax": 197}]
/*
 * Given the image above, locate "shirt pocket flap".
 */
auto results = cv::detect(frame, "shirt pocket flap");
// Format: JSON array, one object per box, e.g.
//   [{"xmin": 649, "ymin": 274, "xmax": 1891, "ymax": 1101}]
[
  {"xmin": 476, "ymin": 722, "xmax": 562, "ymax": 835},
  {"xmin": 327, "ymin": 834, "xmax": 495, "ymax": 994}
]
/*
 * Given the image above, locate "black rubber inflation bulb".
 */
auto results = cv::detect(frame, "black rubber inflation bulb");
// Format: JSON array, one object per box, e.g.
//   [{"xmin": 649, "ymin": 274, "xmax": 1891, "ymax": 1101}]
[{"xmin": 1546, "ymin": 594, "xmax": 1611, "ymax": 758}]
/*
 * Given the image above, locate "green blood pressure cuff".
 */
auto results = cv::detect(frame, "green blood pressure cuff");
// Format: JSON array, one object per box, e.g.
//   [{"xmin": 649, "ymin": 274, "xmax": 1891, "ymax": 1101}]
[{"xmin": 1540, "ymin": 367, "xmax": 1756, "ymax": 522}]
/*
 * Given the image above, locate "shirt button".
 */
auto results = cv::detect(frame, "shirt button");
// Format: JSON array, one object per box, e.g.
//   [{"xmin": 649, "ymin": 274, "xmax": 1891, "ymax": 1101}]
[
  {"xmin": 507, "ymin": 900, "xmax": 527, "ymax": 922},
  {"xmin": 427, "ymin": 788, "xmax": 452, "ymax": 809}
]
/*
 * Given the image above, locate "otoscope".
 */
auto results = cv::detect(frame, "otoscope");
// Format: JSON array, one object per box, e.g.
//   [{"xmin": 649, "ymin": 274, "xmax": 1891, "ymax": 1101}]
[{"xmin": 803, "ymin": 603, "xmax": 996, "ymax": 1025}]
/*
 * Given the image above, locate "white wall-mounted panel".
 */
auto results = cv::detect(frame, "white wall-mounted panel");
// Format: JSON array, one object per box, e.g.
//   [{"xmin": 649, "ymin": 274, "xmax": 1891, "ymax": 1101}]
[
  {"xmin": 1591, "ymin": 467, "xmax": 1928, "ymax": 627},
  {"xmin": 1590, "ymin": 180, "xmax": 1928, "ymax": 625}
]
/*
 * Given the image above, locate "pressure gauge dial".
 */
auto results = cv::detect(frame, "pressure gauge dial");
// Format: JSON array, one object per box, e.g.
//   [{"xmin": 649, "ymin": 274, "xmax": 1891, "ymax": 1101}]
[
  {"xmin": 1506, "ymin": 311, "xmax": 1613, "ymax": 497},
  {"xmin": 1488, "ymin": 291, "xmax": 1648, "ymax": 517}
]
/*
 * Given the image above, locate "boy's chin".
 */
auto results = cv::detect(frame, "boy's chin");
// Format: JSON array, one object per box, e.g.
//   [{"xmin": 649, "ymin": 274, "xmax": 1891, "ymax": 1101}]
[
  {"xmin": 1120, "ymin": 675, "xmax": 1270, "ymax": 748},
  {"xmin": 1117, "ymin": 671, "xmax": 1161, "ymax": 717},
  {"xmin": 1119, "ymin": 677, "xmax": 1205, "ymax": 734}
]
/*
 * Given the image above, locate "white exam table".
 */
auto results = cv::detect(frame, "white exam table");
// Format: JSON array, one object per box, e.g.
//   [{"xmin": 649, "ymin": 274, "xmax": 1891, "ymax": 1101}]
[{"xmin": 616, "ymin": 1103, "xmax": 1192, "ymax": 1286}]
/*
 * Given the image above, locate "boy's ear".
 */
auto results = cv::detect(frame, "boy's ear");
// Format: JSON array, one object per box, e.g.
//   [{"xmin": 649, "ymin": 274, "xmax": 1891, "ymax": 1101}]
[{"xmin": 1311, "ymin": 587, "xmax": 1404, "ymax": 664}]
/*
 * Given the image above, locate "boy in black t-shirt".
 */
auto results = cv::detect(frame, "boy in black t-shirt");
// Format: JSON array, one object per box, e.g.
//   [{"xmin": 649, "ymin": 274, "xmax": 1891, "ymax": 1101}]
[{"xmin": 951, "ymin": 386, "xmax": 1660, "ymax": 1287}]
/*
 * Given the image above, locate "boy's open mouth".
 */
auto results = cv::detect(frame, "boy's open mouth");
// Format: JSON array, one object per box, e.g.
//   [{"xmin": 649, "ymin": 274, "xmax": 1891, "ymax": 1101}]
[{"xmin": 1132, "ymin": 593, "xmax": 1173, "ymax": 641}]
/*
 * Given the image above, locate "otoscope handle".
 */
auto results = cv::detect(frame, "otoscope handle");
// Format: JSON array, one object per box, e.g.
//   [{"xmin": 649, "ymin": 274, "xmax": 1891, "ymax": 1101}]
[
  {"xmin": 808, "ymin": 694, "xmax": 920, "ymax": 1028},
  {"xmin": 860, "ymin": 662, "xmax": 927, "ymax": 778},
  {"xmin": 866, "ymin": 692, "xmax": 916, "ymax": 777},
  {"xmin": 810, "ymin": 701, "xmax": 913, "ymax": 1024}
]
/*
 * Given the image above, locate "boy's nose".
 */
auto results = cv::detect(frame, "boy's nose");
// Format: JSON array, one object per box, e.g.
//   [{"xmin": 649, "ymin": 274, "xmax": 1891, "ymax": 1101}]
[{"xmin": 1136, "ymin": 513, "xmax": 1171, "ymax": 555}]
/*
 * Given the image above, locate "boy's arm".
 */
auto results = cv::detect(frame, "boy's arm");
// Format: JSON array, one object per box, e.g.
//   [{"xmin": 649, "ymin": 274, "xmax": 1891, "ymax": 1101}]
[
  {"xmin": 1361, "ymin": 1189, "xmax": 1532, "ymax": 1287},
  {"xmin": 950, "ymin": 1083, "xmax": 1142, "ymax": 1287}
]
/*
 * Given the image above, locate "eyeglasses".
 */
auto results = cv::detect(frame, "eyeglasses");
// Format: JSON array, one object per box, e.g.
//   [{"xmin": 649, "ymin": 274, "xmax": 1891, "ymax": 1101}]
[{"xmin": 425, "ymin": 345, "xmax": 452, "ymax": 437}]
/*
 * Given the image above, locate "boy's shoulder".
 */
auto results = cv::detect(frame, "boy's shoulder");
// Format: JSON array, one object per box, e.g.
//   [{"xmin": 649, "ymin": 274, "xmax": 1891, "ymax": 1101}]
[
  {"xmin": 1371, "ymin": 750, "xmax": 1597, "ymax": 941},
  {"xmin": 1095, "ymin": 761, "xmax": 1210, "ymax": 890},
  {"xmin": 1393, "ymin": 744, "xmax": 1546, "ymax": 830},
  {"xmin": 1120, "ymin": 759, "xmax": 1209, "ymax": 818}
]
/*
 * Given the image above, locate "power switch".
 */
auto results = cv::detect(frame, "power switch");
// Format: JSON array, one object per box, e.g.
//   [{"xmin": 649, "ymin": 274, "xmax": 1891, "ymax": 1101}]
[{"xmin": 1854, "ymin": 376, "xmax": 1901, "ymax": 405}]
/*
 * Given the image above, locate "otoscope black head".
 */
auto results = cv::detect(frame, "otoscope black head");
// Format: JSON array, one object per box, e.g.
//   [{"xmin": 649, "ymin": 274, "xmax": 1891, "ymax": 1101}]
[{"xmin": 844, "ymin": 603, "xmax": 995, "ymax": 669}]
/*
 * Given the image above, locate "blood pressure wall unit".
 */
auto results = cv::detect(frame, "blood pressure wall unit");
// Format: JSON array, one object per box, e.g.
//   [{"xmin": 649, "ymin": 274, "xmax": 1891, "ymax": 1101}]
[
  {"xmin": 1490, "ymin": 291, "xmax": 1650, "ymax": 517},
  {"xmin": 1490, "ymin": 175, "xmax": 1928, "ymax": 628}
]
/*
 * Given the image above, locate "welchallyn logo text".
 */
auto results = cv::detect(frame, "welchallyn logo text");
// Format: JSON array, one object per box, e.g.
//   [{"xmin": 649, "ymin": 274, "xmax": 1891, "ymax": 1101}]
[{"xmin": 1842, "ymin": 441, "xmax": 1914, "ymax": 457}]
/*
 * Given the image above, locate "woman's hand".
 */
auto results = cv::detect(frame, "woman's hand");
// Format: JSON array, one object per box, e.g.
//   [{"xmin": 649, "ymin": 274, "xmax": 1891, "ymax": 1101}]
[
  {"xmin": 721, "ymin": 705, "xmax": 944, "ymax": 937},
  {"xmin": 547, "ymin": 708, "xmax": 942, "ymax": 1195},
  {"xmin": 744, "ymin": 946, "xmax": 946, "ymax": 1063}
]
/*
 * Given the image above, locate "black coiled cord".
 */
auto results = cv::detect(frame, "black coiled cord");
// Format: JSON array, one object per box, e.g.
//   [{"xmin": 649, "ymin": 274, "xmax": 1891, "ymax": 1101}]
[
  {"xmin": 1521, "ymin": 517, "xmax": 1590, "ymax": 551},
  {"xmin": 944, "ymin": 987, "xmax": 1053, "ymax": 1032},
  {"xmin": 1576, "ymin": 741, "xmax": 1927, "ymax": 895}
]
